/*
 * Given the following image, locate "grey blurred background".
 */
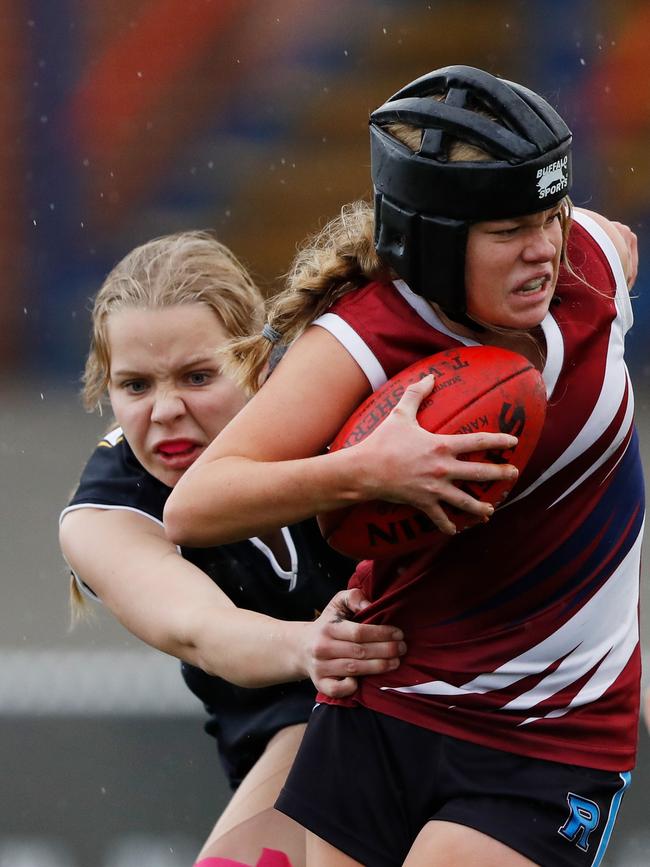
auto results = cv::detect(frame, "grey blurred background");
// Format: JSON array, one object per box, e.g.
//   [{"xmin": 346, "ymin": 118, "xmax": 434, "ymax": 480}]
[{"xmin": 2, "ymin": 1, "xmax": 649, "ymax": 864}]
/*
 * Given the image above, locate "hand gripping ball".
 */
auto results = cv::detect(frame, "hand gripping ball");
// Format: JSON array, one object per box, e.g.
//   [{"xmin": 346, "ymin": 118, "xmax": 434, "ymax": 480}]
[{"xmin": 317, "ymin": 346, "xmax": 547, "ymax": 559}]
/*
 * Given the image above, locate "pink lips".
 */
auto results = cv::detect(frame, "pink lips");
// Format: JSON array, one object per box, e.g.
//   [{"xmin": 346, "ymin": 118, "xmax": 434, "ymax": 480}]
[
  {"xmin": 156, "ymin": 439, "xmax": 196, "ymax": 456},
  {"xmin": 155, "ymin": 439, "xmax": 202, "ymax": 471}
]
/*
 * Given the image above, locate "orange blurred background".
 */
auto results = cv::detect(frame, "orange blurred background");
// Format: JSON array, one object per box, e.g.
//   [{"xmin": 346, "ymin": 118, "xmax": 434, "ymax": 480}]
[{"xmin": 4, "ymin": 0, "xmax": 649, "ymax": 381}]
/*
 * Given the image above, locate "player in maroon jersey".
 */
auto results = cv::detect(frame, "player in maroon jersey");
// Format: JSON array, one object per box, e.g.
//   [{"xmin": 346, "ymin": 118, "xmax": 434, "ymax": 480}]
[{"xmin": 166, "ymin": 68, "xmax": 641, "ymax": 867}]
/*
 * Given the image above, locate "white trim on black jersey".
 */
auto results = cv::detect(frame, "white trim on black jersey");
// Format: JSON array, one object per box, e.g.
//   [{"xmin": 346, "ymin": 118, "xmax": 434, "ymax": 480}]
[
  {"xmin": 59, "ymin": 504, "xmax": 173, "ymax": 601},
  {"xmin": 249, "ymin": 527, "xmax": 299, "ymax": 591},
  {"xmin": 60, "ymin": 505, "xmax": 302, "ymax": 597}
]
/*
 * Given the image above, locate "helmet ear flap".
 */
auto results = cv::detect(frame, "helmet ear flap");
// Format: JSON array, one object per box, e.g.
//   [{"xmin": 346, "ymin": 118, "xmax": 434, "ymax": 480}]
[
  {"xmin": 374, "ymin": 193, "xmax": 418, "ymax": 290},
  {"xmin": 375, "ymin": 190, "xmax": 470, "ymax": 319},
  {"xmin": 418, "ymin": 215, "xmax": 469, "ymax": 318}
]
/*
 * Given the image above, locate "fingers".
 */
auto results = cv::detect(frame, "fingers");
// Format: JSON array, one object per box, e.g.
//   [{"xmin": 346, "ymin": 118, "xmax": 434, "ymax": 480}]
[
  {"xmin": 308, "ymin": 618, "xmax": 406, "ymax": 688},
  {"xmin": 310, "ymin": 651, "xmax": 403, "ymax": 697},
  {"xmin": 313, "ymin": 629, "xmax": 406, "ymax": 665},
  {"xmin": 610, "ymin": 220, "xmax": 638, "ymax": 288},
  {"xmin": 425, "ymin": 502, "xmax": 460, "ymax": 535},
  {"xmin": 325, "ymin": 616, "xmax": 404, "ymax": 646},
  {"xmin": 316, "ymin": 676, "xmax": 359, "ymax": 699},
  {"xmin": 411, "ymin": 434, "xmax": 519, "ymax": 532},
  {"xmin": 442, "ymin": 431, "xmax": 518, "ymax": 454},
  {"xmin": 309, "ymin": 640, "xmax": 406, "ymax": 698},
  {"xmin": 317, "ymin": 634, "xmax": 407, "ymax": 663},
  {"xmin": 450, "ymin": 457, "xmax": 519, "ymax": 485},
  {"xmin": 392, "ymin": 374, "xmax": 435, "ymax": 418},
  {"xmin": 324, "ymin": 587, "xmax": 370, "ymax": 621},
  {"xmin": 341, "ymin": 586, "xmax": 370, "ymax": 615}
]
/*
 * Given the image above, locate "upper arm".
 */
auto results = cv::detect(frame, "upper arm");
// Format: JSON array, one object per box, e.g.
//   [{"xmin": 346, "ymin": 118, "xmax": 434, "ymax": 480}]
[
  {"xmin": 199, "ymin": 325, "xmax": 373, "ymax": 465},
  {"xmin": 60, "ymin": 507, "xmax": 234, "ymax": 648}
]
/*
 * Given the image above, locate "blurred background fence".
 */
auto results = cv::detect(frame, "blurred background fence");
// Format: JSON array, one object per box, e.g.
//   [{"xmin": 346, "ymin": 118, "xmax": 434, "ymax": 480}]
[{"xmin": 1, "ymin": 1, "xmax": 650, "ymax": 864}]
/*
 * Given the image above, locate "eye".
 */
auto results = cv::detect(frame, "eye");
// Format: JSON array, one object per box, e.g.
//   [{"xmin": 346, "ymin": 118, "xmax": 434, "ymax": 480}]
[
  {"xmin": 186, "ymin": 370, "xmax": 213, "ymax": 386},
  {"xmin": 122, "ymin": 379, "xmax": 148, "ymax": 394},
  {"xmin": 545, "ymin": 210, "xmax": 562, "ymax": 226}
]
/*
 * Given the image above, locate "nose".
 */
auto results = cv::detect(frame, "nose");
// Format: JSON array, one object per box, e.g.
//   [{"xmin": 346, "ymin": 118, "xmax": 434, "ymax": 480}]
[
  {"xmin": 151, "ymin": 388, "xmax": 185, "ymax": 424},
  {"xmin": 521, "ymin": 228, "xmax": 558, "ymax": 263}
]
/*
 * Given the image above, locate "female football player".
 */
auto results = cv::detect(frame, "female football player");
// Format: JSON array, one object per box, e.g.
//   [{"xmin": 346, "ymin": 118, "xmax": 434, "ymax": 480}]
[
  {"xmin": 58, "ymin": 230, "xmax": 407, "ymax": 867},
  {"xmin": 165, "ymin": 67, "xmax": 642, "ymax": 867}
]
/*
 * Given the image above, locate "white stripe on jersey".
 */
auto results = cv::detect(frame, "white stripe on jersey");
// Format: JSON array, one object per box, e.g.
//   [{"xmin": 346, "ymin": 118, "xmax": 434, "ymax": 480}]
[
  {"xmin": 548, "ymin": 368, "xmax": 634, "ymax": 508},
  {"xmin": 505, "ymin": 311, "xmax": 630, "ymax": 510},
  {"xmin": 313, "ymin": 312, "xmax": 386, "ymax": 390},
  {"xmin": 572, "ymin": 210, "xmax": 633, "ymax": 333},
  {"xmin": 383, "ymin": 522, "xmax": 642, "ymax": 723}
]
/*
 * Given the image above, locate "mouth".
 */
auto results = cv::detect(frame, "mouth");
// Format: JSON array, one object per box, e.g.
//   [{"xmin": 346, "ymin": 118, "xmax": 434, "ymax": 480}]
[
  {"xmin": 513, "ymin": 275, "xmax": 550, "ymax": 296},
  {"xmin": 155, "ymin": 439, "xmax": 202, "ymax": 468},
  {"xmin": 156, "ymin": 439, "xmax": 197, "ymax": 455}
]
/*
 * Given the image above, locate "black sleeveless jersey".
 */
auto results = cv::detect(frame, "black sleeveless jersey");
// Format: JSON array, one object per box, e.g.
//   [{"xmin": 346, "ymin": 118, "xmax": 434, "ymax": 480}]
[{"xmin": 63, "ymin": 428, "xmax": 355, "ymax": 787}]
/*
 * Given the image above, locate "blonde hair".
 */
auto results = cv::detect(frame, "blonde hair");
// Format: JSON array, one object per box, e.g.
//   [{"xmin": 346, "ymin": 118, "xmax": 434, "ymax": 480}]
[
  {"xmin": 83, "ymin": 230, "xmax": 264, "ymax": 410},
  {"xmin": 68, "ymin": 574, "xmax": 95, "ymax": 626},
  {"xmin": 225, "ymin": 100, "xmax": 573, "ymax": 394},
  {"xmin": 223, "ymin": 201, "xmax": 391, "ymax": 392}
]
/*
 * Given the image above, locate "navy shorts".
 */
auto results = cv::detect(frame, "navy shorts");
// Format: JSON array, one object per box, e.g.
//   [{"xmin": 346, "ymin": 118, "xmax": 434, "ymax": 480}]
[{"xmin": 275, "ymin": 704, "xmax": 631, "ymax": 867}]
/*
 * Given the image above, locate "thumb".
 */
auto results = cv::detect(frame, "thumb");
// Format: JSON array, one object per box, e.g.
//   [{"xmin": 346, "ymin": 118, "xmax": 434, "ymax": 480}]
[{"xmin": 342, "ymin": 587, "xmax": 371, "ymax": 614}]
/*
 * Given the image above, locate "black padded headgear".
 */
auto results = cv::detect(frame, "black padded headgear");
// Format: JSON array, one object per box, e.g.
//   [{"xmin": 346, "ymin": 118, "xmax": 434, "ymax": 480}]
[{"xmin": 370, "ymin": 65, "xmax": 572, "ymax": 321}]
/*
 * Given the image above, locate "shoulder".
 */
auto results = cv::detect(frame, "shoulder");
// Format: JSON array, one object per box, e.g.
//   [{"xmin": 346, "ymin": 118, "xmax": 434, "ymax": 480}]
[
  {"xmin": 563, "ymin": 210, "xmax": 634, "ymax": 334},
  {"xmin": 572, "ymin": 208, "xmax": 634, "ymax": 288},
  {"xmin": 327, "ymin": 280, "xmax": 403, "ymax": 321},
  {"xmin": 64, "ymin": 427, "xmax": 168, "ymax": 522}
]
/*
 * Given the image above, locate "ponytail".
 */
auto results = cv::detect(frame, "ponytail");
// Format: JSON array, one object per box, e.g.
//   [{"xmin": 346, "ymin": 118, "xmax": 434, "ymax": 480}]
[{"xmin": 221, "ymin": 201, "xmax": 391, "ymax": 393}]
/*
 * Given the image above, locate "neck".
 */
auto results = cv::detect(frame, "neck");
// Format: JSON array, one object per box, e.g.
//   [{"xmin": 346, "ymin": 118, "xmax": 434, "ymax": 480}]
[{"xmin": 432, "ymin": 304, "xmax": 546, "ymax": 372}]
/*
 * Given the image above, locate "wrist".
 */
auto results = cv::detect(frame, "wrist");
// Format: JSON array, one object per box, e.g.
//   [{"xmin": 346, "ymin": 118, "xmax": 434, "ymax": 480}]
[{"xmin": 326, "ymin": 445, "xmax": 379, "ymax": 505}]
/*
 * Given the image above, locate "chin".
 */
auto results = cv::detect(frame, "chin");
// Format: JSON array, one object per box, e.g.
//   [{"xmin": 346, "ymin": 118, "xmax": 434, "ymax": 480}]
[
  {"xmin": 514, "ymin": 314, "xmax": 547, "ymax": 331},
  {"xmin": 506, "ymin": 301, "xmax": 552, "ymax": 332},
  {"xmin": 145, "ymin": 461, "xmax": 182, "ymax": 489}
]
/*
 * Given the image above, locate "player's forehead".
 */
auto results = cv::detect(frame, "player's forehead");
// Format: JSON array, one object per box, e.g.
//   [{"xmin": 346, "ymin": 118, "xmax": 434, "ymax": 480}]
[
  {"xmin": 106, "ymin": 305, "xmax": 226, "ymax": 377},
  {"xmin": 473, "ymin": 204, "xmax": 563, "ymax": 230}
]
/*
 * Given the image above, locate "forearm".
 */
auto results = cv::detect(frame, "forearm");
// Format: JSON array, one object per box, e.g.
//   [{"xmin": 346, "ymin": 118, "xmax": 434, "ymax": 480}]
[
  {"xmin": 61, "ymin": 510, "xmax": 405, "ymax": 697},
  {"xmin": 165, "ymin": 450, "xmax": 371, "ymax": 547},
  {"xmin": 190, "ymin": 591, "xmax": 409, "ymax": 695},
  {"xmin": 188, "ymin": 604, "xmax": 309, "ymax": 688},
  {"xmin": 80, "ymin": 554, "xmax": 312, "ymax": 688},
  {"xmin": 61, "ymin": 510, "xmax": 308, "ymax": 687}
]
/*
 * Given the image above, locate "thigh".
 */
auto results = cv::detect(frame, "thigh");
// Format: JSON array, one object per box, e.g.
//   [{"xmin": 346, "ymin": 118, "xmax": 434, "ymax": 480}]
[
  {"xmin": 276, "ymin": 705, "xmax": 440, "ymax": 867},
  {"xmin": 197, "ymin": 723, "xmax": 307, "ymax": 866},
  {"xmin": 306, "ymin": 832, "xmax": 365, "ymax": 867},
  {"xmin": 433, "ymin": 739, "xmax": 632, "ymax": 867},
  {"xmin": 403, "ymin": 821, "xmax": 536, "ymax": 867}
]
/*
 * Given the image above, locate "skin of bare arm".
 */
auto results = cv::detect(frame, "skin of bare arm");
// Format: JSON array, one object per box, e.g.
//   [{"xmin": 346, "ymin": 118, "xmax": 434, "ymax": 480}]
[
  {"xmin": 165, "ymin": 325, "xmax": 520, "ymax": 548},
  {"xmin": 59, "ymin": 507, "xmax": 406, "ymax": 697}
]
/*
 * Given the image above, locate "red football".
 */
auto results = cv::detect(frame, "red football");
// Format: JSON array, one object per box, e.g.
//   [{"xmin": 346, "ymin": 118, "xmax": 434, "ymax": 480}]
[{"xmin": 317, "ymin": 345, "xmax": 547, "ymax": 559}]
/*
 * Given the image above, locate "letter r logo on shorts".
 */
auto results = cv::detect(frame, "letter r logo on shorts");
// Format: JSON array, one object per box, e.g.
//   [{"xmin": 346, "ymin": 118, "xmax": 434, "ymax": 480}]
[{"xmin": 558, "ymin": 792, "xmax": 601, "ymax": 851}]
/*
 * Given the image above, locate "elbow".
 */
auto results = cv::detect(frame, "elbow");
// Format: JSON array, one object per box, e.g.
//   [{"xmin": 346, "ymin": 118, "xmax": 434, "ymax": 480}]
[
  {"xmin": 163, "ymin": 489, "xmax": 231, "ymax": 548},
  {"xmin": 162, "ymin": 495, "xmax": 196, "ymax": 547}
]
